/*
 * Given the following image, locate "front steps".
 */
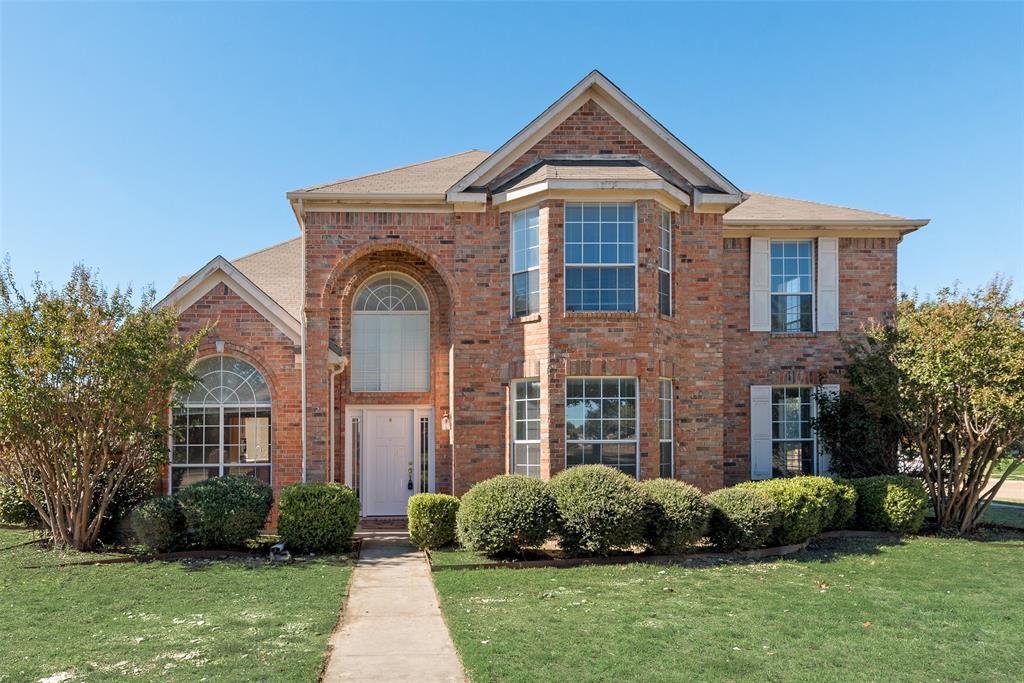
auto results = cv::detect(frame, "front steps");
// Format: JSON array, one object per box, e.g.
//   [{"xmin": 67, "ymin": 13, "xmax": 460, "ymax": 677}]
[{"xmin": 358, "ymin": 516, "xmax": 408, "ymax": 530}]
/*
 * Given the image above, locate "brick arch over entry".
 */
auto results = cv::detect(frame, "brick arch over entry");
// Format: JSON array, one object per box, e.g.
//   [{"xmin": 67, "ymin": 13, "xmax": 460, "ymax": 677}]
[
  {"xmin": 325, "ymin": 248, "xmax": 454, "ymax": 355},
  {"xmin": 319, "ymin": 240, "xmax": 459, "ymax": 315},
  {"xmin": 321, "ymin": 246, "xmax": 456, "ymax": 491}
]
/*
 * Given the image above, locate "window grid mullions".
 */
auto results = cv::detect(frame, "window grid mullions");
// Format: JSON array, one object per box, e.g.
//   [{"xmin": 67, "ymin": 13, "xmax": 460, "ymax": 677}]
[{"xmin": 564, "ymin": 202, "xmax": 637, "ymax": 313}]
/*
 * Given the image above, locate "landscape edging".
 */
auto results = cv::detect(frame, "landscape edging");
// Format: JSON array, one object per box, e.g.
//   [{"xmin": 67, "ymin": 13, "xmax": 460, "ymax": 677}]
[{"xmin": 427, "ymin": 529, "xmax": 902, "ymax": 572}]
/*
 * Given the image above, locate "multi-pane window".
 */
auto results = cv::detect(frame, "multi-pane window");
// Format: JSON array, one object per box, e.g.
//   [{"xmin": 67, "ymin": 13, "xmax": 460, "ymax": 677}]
[
  {"xmin": 565, "ymin": 377, "xmax": 638, "ymax": 477},
  {"xmin": 771, "ymin": 387, "xmax": 815, "ymax": 477},
  {"xmin": 511, "ymin": 380, "xmax": 540, "ymax": 477},
  {"xmin": 351, "ymin": 273, "xmax": 430, "ymax": 392},
  {"xmin": 170, "ymin": 356, "xmax": 272, "ymax": 493},
  {"xmin": 512, "ymin": 207, "xmax": 541, "ymax": 317},
  {"xmin": 659, "ymin": 378, "xmax": 673, "ymax": 478},
  {"xmin": 770, "ymin": 240, "xmax": 814, "ymax": 332},
  {"xmin": 658, "ymin": 208, "xmax": 672, "ymax": 316},
  {"xmin": 564, "ymin": 202, "xmax": 636, "ymax": 312}
]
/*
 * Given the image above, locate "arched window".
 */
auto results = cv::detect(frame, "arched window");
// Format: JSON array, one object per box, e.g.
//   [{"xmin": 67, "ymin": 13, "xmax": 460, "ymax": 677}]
[
  {"xmin": 351, "ymin": 273, "xmax": 430, "ymax": 392},
  {"xmin": 169, "ymin": 356, "xmax": 272, "ymax": 492}
]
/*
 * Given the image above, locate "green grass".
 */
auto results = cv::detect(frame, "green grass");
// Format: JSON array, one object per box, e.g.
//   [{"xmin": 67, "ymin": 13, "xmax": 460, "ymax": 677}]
[
  {"xmin": 992, "ymin": 458, "xmax": 1024, "ymax": 481},
  {"xmin": 434, "ymin": 535, "xmax": 1024, "ymax": 682},
  {"xmin": 981, "ymin": 502, "xmax": 1024, "ymax": 529},
  {"xmin": 0, "ymin": 527, "xmax": 351, "ymax": 682}
]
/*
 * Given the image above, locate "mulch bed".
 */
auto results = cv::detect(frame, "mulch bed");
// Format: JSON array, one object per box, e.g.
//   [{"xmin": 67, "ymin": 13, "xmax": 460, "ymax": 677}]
[{"xmin": 427, "ymin": 529, "xmax": 903, "ymax": 572}]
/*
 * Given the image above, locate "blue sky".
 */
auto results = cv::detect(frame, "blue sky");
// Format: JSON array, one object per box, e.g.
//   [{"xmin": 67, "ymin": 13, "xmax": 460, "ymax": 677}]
[{"xmin": 2, "ymin": 1, "xmax": 1022, "ymax": 299}]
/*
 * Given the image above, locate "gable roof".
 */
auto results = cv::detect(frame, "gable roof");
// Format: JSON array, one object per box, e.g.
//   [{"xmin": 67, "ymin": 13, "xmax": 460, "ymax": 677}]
[
  {"xmin": 447, "ymin": 70, "xmax": 742, "ymax": 207},
  {"xmin": 159, "ymin": 237, "xmax": 303, "ymax": 343},
  {"xmin": 231, "ymin": 237, "xmax": 303, "ymax": 318},
  {"xmin": 724, "ymin": 192, "xmax": 928, "ymax": 229},
  {"xmin": 290, "ymin": 150, "xmax": 489, "ymax": 198}
]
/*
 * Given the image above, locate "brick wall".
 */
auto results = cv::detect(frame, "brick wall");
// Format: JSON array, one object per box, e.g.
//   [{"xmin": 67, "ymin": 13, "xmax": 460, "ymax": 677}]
[
  {"xmin": 721, "ymin": 237, "xmax": 898, "ymax": 485},
  {"xmin": 175, "ymin": 283, "xmax": 301, "ymax": 524},
  {"xmin": 174, "ymin": 98, "xmax": 901, "ymax": 510}
]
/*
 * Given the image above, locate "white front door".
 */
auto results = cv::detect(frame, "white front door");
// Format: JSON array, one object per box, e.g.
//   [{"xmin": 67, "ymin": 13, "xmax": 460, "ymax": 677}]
[{"xmin": 364, "ymin": 410, "xmax": 414, "ymax": 516}]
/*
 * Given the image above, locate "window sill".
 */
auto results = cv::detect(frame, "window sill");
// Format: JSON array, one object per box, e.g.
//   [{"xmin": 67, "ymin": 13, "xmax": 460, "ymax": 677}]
[
  {"xmin": 768, "ymin": 331, "xmax": 817, "ymax": 339},
  {"xmin": 510, "ymin": 313, "xmax": 542, "ymax": 325},
  {"xmin": 564, "ymin": 310, "xmax": 640, "ymax": 320}
]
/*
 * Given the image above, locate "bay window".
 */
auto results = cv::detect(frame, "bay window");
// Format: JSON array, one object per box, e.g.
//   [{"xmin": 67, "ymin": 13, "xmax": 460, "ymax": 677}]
[
  {"xmin": 564, "ymin": 202, "xmax": 636, "ymax": 312},
  {"xmin": 565, "ymin": 377, "xmax": 638, "ymax": 477}
]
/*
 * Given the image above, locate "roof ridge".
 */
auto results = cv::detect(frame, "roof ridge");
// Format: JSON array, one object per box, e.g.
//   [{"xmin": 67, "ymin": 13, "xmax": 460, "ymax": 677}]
[
  {"xmin": 231, "ymin": 235, "xmax": 302, "ymax": 263},
  {"xmin": 745, "ymin": 191, "xmax": 905, "ymax": 219},
  {"xmin": 295, "ymin": 149, "xmax": 490, "ymax": 193}
]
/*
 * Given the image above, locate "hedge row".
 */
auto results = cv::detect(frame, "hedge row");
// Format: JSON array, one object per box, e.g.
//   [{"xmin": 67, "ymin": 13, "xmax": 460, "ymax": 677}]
[
  {"xmin": 409, "ymin": 467, "xmax": 928, "ymax": 558},
  {"xmin": 131, "ymin": 475, "xmax": 275, "ymax": 553},
  {"xmin": 132, "ymin": 478, "xmax": 361, "ymax": 555}
]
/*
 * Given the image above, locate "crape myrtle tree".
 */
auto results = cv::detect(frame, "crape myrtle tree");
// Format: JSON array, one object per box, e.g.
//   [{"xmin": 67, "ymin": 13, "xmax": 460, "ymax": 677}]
[
  {"xmin": 0, "ymin": 263, "xmax": 205, "ymax": 550},
  {"xmin": 849, "ymin": 278, "xmax": 1024, "ymax": 533}
]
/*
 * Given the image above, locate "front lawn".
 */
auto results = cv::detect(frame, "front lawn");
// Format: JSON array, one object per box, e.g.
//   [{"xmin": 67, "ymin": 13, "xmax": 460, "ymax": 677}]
[
  {"xmin": 0, "ymin": 527, "xmax": 351, "ymax": 682},
  {"xmin": 434, "ymin": 535, "xmax": 1024, "ymax": 682}
]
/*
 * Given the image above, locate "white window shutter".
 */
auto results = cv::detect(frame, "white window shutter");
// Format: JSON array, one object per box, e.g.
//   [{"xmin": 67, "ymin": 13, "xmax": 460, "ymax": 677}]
[
  {"xmin": 750, "ymin": 385, "xmax": 773, "ymax": 480},
  {"xmin": 817, "ymin": 237, "xmax": 839, "ymax": 332},
  {"xmin": 816, "ymin": 384, "xmax": 841, "ymax": 475},
  {"xmin": 749, "ymin": 238, "xmax": 771, "ymax": 331}
]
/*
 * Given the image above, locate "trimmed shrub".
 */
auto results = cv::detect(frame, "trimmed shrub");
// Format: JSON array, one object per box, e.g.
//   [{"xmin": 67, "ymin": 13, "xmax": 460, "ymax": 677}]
[
  {"xmin": 547, "ymin": 465, "xmax": 648, "ymax": 556},
  {"xmin": 0, "ymin": 479, "xmax": 40, "ymax": 527},
  {"xmin": 707, "ymin": 487, "xmax": 780, "ymax": 551},
  {"xmin": 457, "ymin": 475, "xmax": 553, "ymax": 557},
  {"xmin": 277, "ymin": 483, "xmax": 359, "ymax": 554},
  {"xmin": 131, "ymin": 496, "xmax": 185, "ymax": 553},
  {"xmin": 176, "ymin": 475, "xmax": 273, "ymax": 549},
  {"xmin": 831, "ymin": 480, "xmax": 859, "ymax": 530},
  {"xmin": 736, "ymin": 477, "xmax": 834, "ymax": 545},
  {"xmin": 640, "ymin": 479, "xmax": 712, "ymax": 553},
  {"xmin": 846, "ymin": 475, "xmax": 927, "ymax": 533},
  {"xmin": 407, "ymin": 493, "xmax": 459, "ymax": 549}
]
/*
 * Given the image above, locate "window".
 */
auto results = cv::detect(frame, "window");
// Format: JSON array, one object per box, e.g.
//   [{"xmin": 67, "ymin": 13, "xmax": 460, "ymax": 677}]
[
  {"xmin": 564, "ymin": 202, "xmax": 636, "ymax": 312},
  {"xmin": 770, "ymin": 240, "xmax": 814, "ymax": 332},
  {"xmin": 170, "ymin": 356, "xmax": 272, "ymax": 493},
  {"xmin": 419, "ymin": 416, "xmax": 431, "ymax": 492},
  {"xmin": 351, "ymin": 273, "xmax": 430, "ymax": 392},
  {"xmin": 511, "ymin": 207, "xmax": 541, "ymax": 317},
  {"xmin": 659, "ymin": 378, "xmax": 673, "ymax": 478},
  {"xmin": 511, "ymin": 380, "xmax": 540, "ymax": 477},
  {"xmin": 565, "ymin": 377, "xmax": 638, "ymax": 477},
  {"xmin": 657, "ymin": 208, "xmax": 672, "ymax": 316},
  {"xmin": 771, "ymin": 387, "xmax": 815, "ymax": 477}
]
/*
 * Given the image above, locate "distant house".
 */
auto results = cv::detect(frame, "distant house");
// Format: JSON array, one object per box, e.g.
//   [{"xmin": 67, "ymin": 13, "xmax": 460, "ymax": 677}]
[{"xmin": 160, "ymin": 71, "xmax": 928, "ymax": 518}]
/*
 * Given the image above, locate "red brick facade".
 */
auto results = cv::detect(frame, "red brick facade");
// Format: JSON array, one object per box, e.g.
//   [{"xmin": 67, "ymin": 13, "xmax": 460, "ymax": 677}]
[{"xmin": 172, "ymin": 96, "xmax": 904, "ymax": 514}]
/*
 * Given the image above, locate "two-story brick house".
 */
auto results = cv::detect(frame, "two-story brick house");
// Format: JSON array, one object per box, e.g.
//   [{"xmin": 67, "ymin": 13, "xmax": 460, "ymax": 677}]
[{"xmin": 160, "ymin": 71, "xmax": 927, "ymax": 518}]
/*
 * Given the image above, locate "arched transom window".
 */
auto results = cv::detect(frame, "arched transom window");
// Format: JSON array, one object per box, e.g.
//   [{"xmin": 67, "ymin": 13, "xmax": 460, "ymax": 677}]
[
  {"xmin": 169, "ymin": 356, "xmax": 272, "ymax": 493},
  {"xmin": 352, "ymin": 272, "xmax": 430, "ymax": 392}
]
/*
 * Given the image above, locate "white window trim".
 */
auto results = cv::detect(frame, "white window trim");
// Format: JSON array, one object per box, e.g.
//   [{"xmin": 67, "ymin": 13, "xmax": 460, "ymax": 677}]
[
  {"xmin": 657, "ymin": 208, "xmax": 672, "ymax": 317},
  {"xmin": 769, "ymin": 385, "xmax": 818, "ymax": 477},
  {"xmin": 562, "ymin": 202, "xmax": 639, "ymax": 314},
  {"xmin": 769, "ymin": 239, "xmax": 816, "ymax": 334},
  {"xmin": 167, "ymin": 354, "xmax": 272, "ymax": 494},
  {"xmin": 510, "ymin": 378, "xmax": 541, "ymax": 477},
  {"xmin": 564, "ymin": 375, "xmax": 640, "ymax": 479},
  {"xmin": 659, "ymin": 377, "xmax": 673, "ymax": 478},
  {"xmin": 510, "ymin": 207, "xmax": 541, "ymax": 318}
]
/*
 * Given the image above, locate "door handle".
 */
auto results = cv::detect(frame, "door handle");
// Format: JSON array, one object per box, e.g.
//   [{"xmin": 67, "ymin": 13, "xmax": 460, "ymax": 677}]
[{"xmin": 407, "ymin": 462, "xmax": 414, "ymax": 491}]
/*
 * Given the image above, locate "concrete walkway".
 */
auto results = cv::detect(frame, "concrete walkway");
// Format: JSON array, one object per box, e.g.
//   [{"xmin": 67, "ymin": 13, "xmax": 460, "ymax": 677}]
[{"xmin": 322, "ymin": 531, "xmax": 466, "ymax": 682}]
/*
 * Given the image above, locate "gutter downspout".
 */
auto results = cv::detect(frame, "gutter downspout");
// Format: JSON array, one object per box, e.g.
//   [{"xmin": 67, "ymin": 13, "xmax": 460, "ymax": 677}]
[
  {"xmin": 297, "ymin": 198, "xmax": 308, "ymax": 483},
  {"xmin": 328, "ymin": 365, "xmax": 344, "ymax": 483}
]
